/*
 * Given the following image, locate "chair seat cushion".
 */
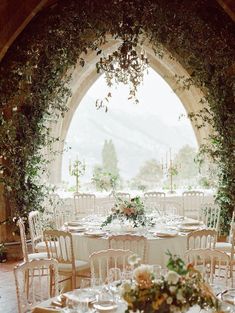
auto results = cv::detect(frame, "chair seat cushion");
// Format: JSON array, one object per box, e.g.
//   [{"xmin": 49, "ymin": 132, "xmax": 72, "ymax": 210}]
[
  {"xmin": 58, "ymin": 260, "xmax": 90, "ymax": 272},
  {"xmin": 28, "ymin": 252, "xmax": 48, "ymax": 260},
  {"xmin": 35, "ymin": 241, "xmax": 47, "ymax": 253},
  {"xmin": 215, "ymin": 242, "xmax": 232, "ymax": 252}
]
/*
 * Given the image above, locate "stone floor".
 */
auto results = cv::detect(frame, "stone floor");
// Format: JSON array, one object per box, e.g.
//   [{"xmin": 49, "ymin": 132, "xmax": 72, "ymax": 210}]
[{"xmin": 0, "ymin": 261, "xmax": 18, "ymax": 313}]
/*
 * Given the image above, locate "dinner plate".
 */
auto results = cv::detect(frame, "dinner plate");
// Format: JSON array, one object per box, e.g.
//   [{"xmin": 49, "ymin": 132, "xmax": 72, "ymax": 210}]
[
  {"xmin": 66, "ymin": 290, "xmax": 97, "ymax": 304},
  {"xmin": 84, "ymin": 230, "xmax": 106, "ymax": 237},
  {"xmin": 154, "ymin": 231, "xmax": 178, "ymax": 238},
  {"xmin": 67, "ymin": 221, "xmax": 83, "ymax": 227},
  {"xmin": 181, "ymin": 218, "xmax": 202, "ymax": 226},
  {"xmin": 93, "ymin": 300, "xmax": 118, "ymax": 312},
  {"xmin": 68, "ymin": 226, "xmax": 86, "ymax": 232},
  {"xmin": 178, "ymin": 225, "xmax": 199, "ymax": 232}
]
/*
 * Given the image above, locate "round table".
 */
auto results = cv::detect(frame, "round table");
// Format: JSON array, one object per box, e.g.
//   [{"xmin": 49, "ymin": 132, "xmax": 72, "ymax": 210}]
[{"xmin": 71, "ymin": 231, "xmax": 188, "ymax": 266}]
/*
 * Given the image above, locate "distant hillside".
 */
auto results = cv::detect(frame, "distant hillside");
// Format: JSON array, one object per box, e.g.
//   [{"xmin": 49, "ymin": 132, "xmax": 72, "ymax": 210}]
[{"xmin": 63, "ymin": 95, "xmax": 197, "ymax": 182}]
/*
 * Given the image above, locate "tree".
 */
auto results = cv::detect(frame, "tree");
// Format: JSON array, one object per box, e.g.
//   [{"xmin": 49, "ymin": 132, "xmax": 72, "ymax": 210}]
[
  {"xmin": 131, "ymin": 159, "xmax": 163, "ymax": 189},
  {"xmin": 102, "ymin": 139, "xmax": 119, "ymax": 176},
  {"xmin": 91, "ymin": 140, "xmax": 121, "ymax": 192},
  {"xmin": 92, "ymin": 165, "xmax": 119, "ymax": 192},
  {"xmin": 174, "ymin": 145, "xmax": 199, "ymax": 184}
]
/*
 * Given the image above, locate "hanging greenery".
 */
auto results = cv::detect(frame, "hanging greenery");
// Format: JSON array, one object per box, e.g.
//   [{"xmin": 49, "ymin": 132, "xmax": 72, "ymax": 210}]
[{"xmin": 0, "ymin": 0, "xmax": 234, "ymax": 234}]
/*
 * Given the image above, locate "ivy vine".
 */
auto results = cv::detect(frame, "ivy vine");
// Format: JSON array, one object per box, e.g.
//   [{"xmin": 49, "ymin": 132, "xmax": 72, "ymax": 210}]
[{"xmin": 0, "ymin": 0, "xmax": 234, "ymax": 234}]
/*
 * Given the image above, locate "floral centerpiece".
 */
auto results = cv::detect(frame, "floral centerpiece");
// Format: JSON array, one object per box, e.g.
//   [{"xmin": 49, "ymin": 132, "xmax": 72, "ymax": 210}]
[
  {"xmin": 101, "ymin": 196, "xmax": 150, "ymax": 228},
  {"xmin": 120, "ymin": 252, "xmax": 224, "ymax": 313}
]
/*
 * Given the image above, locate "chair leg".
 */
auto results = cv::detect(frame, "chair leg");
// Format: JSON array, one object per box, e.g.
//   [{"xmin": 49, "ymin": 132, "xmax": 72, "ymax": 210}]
[{"xmin": 72, "ymin": 274, "xmax": 76, "ymax": 290}]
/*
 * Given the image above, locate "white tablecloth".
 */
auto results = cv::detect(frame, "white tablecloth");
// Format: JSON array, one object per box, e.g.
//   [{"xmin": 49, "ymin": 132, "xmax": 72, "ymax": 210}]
[{"xmin": 71, "ymin": 232, "xmax": 187, "ymax": 266}]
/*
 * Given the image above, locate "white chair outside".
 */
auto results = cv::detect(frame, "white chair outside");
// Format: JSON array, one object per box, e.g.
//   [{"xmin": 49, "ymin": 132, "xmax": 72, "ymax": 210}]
[
  {"xmin": 144, "ymin": 191, "xmax": 165, "ymax": 198},
  {"xmin": 111, "ymin": 192, "xmax": 131, "ymax": 200},
  {"xmin": 187, "ymin": 229, "xmax": 217, "ymax": 250},
  {"xmin": 95, "ymin": 198, "xmax": 116, "ymax": 215},
  {"xmin": 28, "ymin": 211, "xmax": 47, "ymax": 253},
  {"xmin": 89, "ymin": 249, "xmax": 133, "ymax": 284},
  {"xmin": 17, "ymin": 218, "xmax": 47, "ymax": 262},
  {"xmin": 74, "ymin": 193, "xmax": 96, "ymax": 216},
  {"xmin": 185, "ymin": 248, "xmax": 232, "ymax": 287},
  {"xmin": 144, "ymin": 191, "xmax": 165, "ymax": 214},
  {"xmin": 182, "ymin": 190, "xmax": 204, "ymax": 219},
  {"xmin": 216, "ymin": 211, "xmax": 235, "ymax": 253},
  {"xmin": 14, "ymin": 258, "xmax": 59, "ymax": 313},
  {"xmin": 164, "ymin": 200, "xmax": 183, "ymax": 216},
  {"xmin": 108, "ymin": 234, "xmax": 147, "ymax": 263},
  {"xmin": 44, "ymin": 229, "xmax": 90, "ymax": 289},
  {"xmin": 200, "ymin": 202, "xmax": 221, "ymax": 232},
  {"xmin": 54, "ymin": 199, "xmax": 75, "ymax": 229}
]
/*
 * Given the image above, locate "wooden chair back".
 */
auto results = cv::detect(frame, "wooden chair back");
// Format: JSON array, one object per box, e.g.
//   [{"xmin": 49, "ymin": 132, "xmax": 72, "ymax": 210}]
[
  {"xmin": 28, "ymin": 211, "xmax": 44, "ymax": 252},
  {"xmin": 14, "ymin": 259, "xmax": 58, "ymax": 313},
  {"xmin": 108, "ymin": 234, "xmax": 147, "ymax": 263},
  {"xmin": 185, "ymin": 248, "xmax": 231, "ymax": 286},
  {"xmin": 89, "ymin": 249, "xmax": 133, "ymax": 283},
  {"xmin": 187, "ymin": 229, "xmax": 217, "ymax": 250}
]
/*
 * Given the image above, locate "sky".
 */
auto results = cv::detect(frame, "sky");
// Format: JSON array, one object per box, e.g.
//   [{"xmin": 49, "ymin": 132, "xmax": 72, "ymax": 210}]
[{"xmin": 61, "ymin": 68, "xmax": 198, "ymax": 186}]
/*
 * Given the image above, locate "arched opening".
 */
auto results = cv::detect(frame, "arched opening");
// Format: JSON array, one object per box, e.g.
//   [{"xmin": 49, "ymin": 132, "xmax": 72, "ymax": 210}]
[
  {"xmin": 48, "ymin": 41, "xmax": 207, "ymax": 185},
  {"xmin": 62, "ymin": 67, "xmax": 198, "ymax": 193}
]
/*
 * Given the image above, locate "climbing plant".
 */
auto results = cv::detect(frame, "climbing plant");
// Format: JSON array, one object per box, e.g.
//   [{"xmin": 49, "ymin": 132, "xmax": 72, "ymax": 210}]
[{"xmin": 0, "ymin": 0, "xmax": 234, "ymax": 233}]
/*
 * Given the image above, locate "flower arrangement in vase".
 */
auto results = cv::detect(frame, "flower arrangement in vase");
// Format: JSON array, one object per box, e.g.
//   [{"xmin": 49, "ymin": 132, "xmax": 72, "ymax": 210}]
[
  {"xmin": 120, "ymin": 252, "xmax": 223, "ymax": 313},
  {"xmin": 101, "ymin": 196, "xmax": 151, "ymax": 228}
]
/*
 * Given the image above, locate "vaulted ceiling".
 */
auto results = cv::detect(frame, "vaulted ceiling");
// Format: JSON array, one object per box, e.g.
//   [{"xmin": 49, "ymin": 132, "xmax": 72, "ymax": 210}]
[{"xmin": 0, "ymin": 0, "xmax": 234, "ymax": 61}]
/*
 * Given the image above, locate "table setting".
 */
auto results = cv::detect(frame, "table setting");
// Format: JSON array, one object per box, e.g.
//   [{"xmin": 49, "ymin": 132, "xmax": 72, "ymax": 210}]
[
  {"xmin": 32, "ymin": 252, "xmax": 234, "ymax": 313},
  {"xmin": 60, "ymin": 197, "xmax": 206, "ymax": 265}
]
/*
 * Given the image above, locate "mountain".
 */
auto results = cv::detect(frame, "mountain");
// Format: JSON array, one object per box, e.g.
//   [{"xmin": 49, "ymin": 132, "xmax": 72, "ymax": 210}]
[{"xmin": 63, "ymin": 95, "xmax": 197, "ymax": 182}]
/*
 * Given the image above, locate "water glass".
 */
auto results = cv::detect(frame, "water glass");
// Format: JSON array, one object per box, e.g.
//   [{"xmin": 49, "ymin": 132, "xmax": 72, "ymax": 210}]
[
  {"xmin": 122, "ymin": 269, "xmax": 133, "ymax": 280},
  {"xmin": 80, "ymin": 278, "xmax": 92, "ymax": 289},
  {"xmin": 152, "ymin": 264, "xmax": 162, "ymax": 279},
  {"xmin": 222, "ymin": 289, "xmax": 235, "ymax": 306},
  {"xmin": 81, "ymin": 277, "xmax": 103, "ymax": 289},
  {"xmin": 160, "ymin": 268, "xmax": 168, "ymax": 278},
  {"xmin": 94, "ymin": 286, "xmax": 117, "ymax": 312},
  {"xmin": 108, "ymin": 268, "xmax": 122, "ymax": 284}
]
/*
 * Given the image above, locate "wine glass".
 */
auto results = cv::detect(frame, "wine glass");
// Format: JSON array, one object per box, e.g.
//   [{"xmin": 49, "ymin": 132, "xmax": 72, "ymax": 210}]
[{"xmin": 94, "ymin": 286, "xmax": 117, "ymax": 312}]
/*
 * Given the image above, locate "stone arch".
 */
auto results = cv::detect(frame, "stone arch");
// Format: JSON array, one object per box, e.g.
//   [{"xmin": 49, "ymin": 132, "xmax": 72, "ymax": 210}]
[
  {"xmin": 1, "ymin": 0, "xmax": 234, "ymax": 242},
  {"xmin": 49, "ymin": 39, "xmax": 207, "ymax": 184}
]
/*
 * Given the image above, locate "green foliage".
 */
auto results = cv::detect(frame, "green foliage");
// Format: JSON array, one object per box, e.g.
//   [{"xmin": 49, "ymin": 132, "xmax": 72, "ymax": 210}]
[
  {"xmin": 0, "ymin": 243, "xmax": 6, "ymax": 254},
  {"xmin": 92, "ymin": 166, "xmax": 119, "ymax": 192},
  {"xmin": 0, "ymin": 0, "xmax": 234, "ymax": 235},
  {"xmin": 102, "ymin": 139, "xmax": 119, "ymax": 177},
  {"xmin": 166, "ymin": 251, "xmax": 188, "ymax": 275},
  {"xmin": 131, "ymin": 159, "xmax": 163, "ymax": 189},
  {"xmin": 174, "ymin": 145, "xmax": 199, "ymax": 180},
  {"xmin": 101, "ymin": 196, "xmax": 150, "ymax": 228}
]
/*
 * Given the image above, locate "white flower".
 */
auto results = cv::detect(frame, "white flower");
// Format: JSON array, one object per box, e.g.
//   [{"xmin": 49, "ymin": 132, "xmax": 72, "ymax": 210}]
[
  {"xmin": 119, "ymin": 281, "xmax": 132, "ymax": 295},
  {"xmin": 128, "ymin": 254, "xmax": 141, "ymax": 266},
  {"xmin": 133, "ymin": 264, "xmax": 153, "ymax": 288},
  {"xmin": 166, "ymin": 271, "xmax": 180, "ymax": 285},
  {"xmin": 176, "ymin": 289, "xmax": 185, "ymax": 301},
  {"xmin": 169, "ymin": 286, "xmax": 177, "ymax": 294},
  {"xmin": 166, "ymin": 297, "xmax": 173, "ymax": 304}
]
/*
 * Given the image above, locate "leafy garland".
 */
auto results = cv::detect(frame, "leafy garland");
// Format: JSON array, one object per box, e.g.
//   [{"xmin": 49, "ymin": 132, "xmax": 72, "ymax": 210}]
[{"xmin": 0, "ymin": 0, "xmax": 234, "ymax": 234}]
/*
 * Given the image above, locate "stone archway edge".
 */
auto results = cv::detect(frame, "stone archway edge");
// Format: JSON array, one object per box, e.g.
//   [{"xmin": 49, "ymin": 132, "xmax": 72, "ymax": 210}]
[{"xmin": 0, "ymin": 0, "xmax": 234, "ymax": 241}]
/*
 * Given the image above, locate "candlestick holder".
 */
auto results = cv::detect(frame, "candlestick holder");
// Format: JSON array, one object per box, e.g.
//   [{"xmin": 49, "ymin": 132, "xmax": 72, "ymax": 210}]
[
  {"xmin": 69, "ymin": 157, "xmax": 86, "ymax": 193},
  {"xmin": 162, "ymin": 149, "xmax": 180, "ymax": 194}
]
